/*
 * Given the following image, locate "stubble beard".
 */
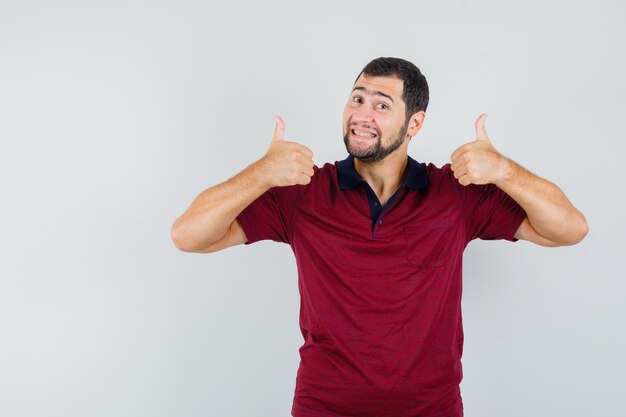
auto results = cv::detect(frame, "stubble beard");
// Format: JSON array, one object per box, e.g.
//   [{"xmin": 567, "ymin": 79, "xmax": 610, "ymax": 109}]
[{"xmin": 343, "ymin": 119, "xmax": 410, "ymax": 163}]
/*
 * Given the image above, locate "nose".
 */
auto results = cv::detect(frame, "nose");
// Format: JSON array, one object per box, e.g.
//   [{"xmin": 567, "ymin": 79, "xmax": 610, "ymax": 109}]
[{"xmin": 351, "ymin": 105, "xmax": 375, "ymax": 124}]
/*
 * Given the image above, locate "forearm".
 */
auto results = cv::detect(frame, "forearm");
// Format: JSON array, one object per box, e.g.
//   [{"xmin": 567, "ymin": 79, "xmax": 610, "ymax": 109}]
[
  {"xmin": 495, "ymin": 158, "xmax": 588, "ymax": 245},
  {"xmin": 171, "ymin": 160, "xmax": 270, "ymax": 251}
]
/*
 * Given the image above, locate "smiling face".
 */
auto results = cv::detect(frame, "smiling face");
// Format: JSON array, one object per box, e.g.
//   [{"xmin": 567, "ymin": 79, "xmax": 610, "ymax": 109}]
[{"xmin": 343, "ymin": 74, "xmax": 411, "ymax": 162}]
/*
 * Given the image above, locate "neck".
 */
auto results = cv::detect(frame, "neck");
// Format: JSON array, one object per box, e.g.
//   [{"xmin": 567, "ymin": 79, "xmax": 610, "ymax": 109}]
[{"xmin": 354, "ymin": 150, "xmax": 408, "ymax": 204}]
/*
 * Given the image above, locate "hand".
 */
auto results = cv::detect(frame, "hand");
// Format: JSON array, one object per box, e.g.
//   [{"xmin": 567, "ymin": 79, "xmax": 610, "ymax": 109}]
[
  {"xmin": 257, "ymin": 115, "xmax": 315, "ymax": 187},
  {"xmin": 450, "ymin": 114, "xmax": 510, "ymax": 186}
]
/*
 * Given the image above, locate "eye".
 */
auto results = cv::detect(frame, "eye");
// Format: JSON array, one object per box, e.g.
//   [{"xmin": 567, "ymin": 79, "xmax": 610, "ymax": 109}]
[
  {"xmin": 376, "ymin": 103, "xmax": 389, "ymax": 110},
  {"xmin": 352, "ymin": 96, "xmax": 363, "ymax": 104}
]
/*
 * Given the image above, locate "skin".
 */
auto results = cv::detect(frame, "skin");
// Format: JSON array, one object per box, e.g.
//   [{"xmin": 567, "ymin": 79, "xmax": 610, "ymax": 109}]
[
  {"xmin": 342, "ymin": 74, "xmax": 426, "ymax": 205},
  {"xmin": 450, "ymin": 114, "xmax": 589, "ymax": 245},
  {"xmin": 171, "ymin": 74, "xmax": 588, "ymax": 253},
  {"xmin": 343, "ymin": 74, "xmax": 588, "ymax": 246},
  {"xmin": 170, "ymin": 115, "xmax": 314, "ymax": 252}
]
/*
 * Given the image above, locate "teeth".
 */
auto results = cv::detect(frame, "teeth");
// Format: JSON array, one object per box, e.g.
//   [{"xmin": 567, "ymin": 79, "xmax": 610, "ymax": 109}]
[{"xmin": 353, "ymin": 129, "xmax": 375, "ymax": 137}]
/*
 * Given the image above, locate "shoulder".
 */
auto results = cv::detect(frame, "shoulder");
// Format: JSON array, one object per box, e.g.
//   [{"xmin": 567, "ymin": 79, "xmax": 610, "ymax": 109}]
[
  {"xmin": 272, "ymin": 161, "xmax": 335, "ymax": 201},
  {"xmin": 315, "ymin": 161, "xmax": 337, "ymax": 176},
  {"xmin": 422, "ymin": 161, "xmax": 459, "ymax": 192},
  {"xmin": 424, "ymin": 161, "xmax": 453, "ymax": 179},
  {"xmin": 307, "ymin": 161, "xmax": 339, "ymax": 187},
  {"xmin": 423, "ymin": 161, "xmax": 503, "ymax": 200}
]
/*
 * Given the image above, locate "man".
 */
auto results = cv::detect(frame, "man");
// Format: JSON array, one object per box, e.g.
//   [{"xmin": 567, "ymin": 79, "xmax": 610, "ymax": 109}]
[{"xmin": 171, "ymin": 57, "xmax": 588, "ymax": 417}]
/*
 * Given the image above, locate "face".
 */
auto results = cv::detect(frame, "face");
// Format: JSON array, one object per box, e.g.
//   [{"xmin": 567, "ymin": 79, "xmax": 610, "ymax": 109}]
[{"xmin": 343, "ymin": 74, "xmax": 410, "ymax": 163}]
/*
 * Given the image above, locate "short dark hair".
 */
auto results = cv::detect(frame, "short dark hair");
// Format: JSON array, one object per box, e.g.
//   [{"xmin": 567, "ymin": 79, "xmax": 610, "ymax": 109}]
[{"xmin": 354, "ymin": 57, "xmax": 429, "ymax": 123}]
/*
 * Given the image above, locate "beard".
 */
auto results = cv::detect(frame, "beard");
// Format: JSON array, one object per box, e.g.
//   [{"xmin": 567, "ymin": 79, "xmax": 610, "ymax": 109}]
[{"xmin": 343, "ymin": 119, "xmax": 409, "ymax": 163}]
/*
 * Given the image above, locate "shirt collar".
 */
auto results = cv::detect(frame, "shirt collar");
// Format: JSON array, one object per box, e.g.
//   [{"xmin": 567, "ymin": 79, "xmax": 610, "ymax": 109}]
[{"xmin": 337, "ymin": 154, "xmax": 429, "ymax": 191}]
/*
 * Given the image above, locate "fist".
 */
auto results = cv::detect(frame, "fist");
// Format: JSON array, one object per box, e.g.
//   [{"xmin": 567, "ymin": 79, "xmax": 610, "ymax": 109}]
[
  {"xmin": 450, "ymin": 114, "xmax": 509, "ymax": 186},
  {"xmin": 258, "ymin": 115, "xmax": 315, "ymax": 187}
]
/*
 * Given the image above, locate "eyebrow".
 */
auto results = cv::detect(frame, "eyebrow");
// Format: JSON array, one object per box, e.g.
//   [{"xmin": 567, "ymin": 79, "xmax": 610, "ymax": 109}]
[{"xmin": 351, "ymin": 86, "xmax": 395, "ymax": 103}]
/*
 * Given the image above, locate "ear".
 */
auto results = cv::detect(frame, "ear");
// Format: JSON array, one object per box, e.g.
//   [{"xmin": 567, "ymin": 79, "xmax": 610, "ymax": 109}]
[{"xmin": 406, "ymin": 111, "xmax": 426, "ymax": 137}]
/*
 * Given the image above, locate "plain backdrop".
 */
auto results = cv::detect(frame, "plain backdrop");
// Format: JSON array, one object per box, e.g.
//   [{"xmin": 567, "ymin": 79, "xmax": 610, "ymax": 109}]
[{"xmin": 1, "ymin": 0, "xmax": 624, "ymax": 416}]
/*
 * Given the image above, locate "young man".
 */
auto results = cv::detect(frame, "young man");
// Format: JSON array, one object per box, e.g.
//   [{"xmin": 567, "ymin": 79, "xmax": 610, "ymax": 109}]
[{"xmin": 171, "ymin": 57, "xmax": 588, "ymax": 417}]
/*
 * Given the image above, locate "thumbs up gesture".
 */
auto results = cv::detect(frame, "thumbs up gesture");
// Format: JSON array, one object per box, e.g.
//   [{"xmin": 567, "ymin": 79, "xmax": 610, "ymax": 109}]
[
  {"xmin": 450, "ymin": 114, "xmax": 510, "ymax": 186},
  {"xmin": 257, "ymin": 115, "xmax": 315, "ymax": 188}
]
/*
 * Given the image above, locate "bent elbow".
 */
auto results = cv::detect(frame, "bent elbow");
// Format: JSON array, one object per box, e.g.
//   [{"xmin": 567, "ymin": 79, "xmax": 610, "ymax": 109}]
[
  {"xmin": 574, "ymin": 215, "xmax": 589, "ymax": 244},
  {"xmin": 171, "ymin": 227, "xmax": 185, "ymax": 251},
  {"xmin": 171, "ymin": 219, "xmax": 223, "ymax": 253},
  {"xmin": 171, "ymin": 218, "xmax": 193, "ymax": 252},
  {"xmin": 171, "ymin": 233, "xmax": 188, "ymax": 252},
  {"xmin": 563, "ymin": 214, "xmax": 589, "ymax": 246},
  {"xmin": 546, "ymin": 215, "xmax": 589, "ymax": 247}
]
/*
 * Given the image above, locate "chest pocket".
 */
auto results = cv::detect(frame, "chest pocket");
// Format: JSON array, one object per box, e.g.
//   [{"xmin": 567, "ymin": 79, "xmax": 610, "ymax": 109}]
[{"xmin": 404, "ymin": 217, "xmax": 451, "ymax": 268}]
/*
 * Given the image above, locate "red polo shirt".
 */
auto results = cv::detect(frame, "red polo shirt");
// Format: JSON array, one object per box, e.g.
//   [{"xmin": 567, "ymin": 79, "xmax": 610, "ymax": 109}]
[{"xmin": 236, "ymin": 154, "xmax": 526, "ymax": 417}]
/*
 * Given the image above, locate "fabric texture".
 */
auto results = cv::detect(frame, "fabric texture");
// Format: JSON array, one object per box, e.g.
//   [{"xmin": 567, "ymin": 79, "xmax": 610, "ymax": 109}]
[{"xmin": 236, "ymin": 155, "xmax": 527, "ymax": 417}]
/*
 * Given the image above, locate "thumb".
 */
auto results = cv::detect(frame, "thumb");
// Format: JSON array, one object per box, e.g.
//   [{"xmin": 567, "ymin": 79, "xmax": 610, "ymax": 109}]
[
  {"xmin": 272, "ymin": 115, "xmax": 285, "ymax": 142},
  {"xmin": 475, "ymin": 113, "xmax": 489, "ymax": 142}
]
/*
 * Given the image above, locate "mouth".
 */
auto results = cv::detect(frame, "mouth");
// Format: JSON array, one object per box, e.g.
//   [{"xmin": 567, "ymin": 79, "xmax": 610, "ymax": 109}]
[{"xmin": 350, "ymin": 128, "xmax": 378, "ymax": 141}]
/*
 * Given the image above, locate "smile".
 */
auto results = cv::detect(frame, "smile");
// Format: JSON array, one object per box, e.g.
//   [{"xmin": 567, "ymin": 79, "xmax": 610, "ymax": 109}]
[{"xmin": 351, "ymin": 129, "xmax": 378, "ymax": 140}]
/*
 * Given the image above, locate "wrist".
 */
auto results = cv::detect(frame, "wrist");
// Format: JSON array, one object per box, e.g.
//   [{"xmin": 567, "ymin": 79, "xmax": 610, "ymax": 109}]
[
  {"xmin": 244, "ymin": 159, "xmax": 274, "ymax": 191},
  {"xmin": 494, "ymin": 155, "xmax": 515, "ymax": 187}
]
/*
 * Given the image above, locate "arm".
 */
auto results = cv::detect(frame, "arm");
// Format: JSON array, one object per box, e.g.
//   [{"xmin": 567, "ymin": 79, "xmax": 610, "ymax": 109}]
[
  {"xmin": 450, "ymin": 114, "xmax": 588, "ymax": 247},
  {"xmin": 171, "ymin": 116, "xmax": 315, "ymax": 253},
  {"xmin": 171, "ymin": 161, "xmax": 269, "ymax": 253},
  {"xmin": 495, "ymin": 159, "xmax": 587, "ymax": 246}
]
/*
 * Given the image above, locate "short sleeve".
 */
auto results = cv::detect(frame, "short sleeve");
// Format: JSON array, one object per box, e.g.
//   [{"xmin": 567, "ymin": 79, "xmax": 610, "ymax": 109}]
[
  {"xmin": 236, "ymin": 184, "xmax": 303, "ymax": 245},
  {"xmin": 456, "ymin": 172, "xmax": 527, "ymax": 243}
]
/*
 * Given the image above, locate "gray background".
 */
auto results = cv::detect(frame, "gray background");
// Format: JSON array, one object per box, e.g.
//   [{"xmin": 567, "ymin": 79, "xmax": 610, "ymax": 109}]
[{"xmin": 1, "ymin": 0, "xmax": 624, "ymax": 416}]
